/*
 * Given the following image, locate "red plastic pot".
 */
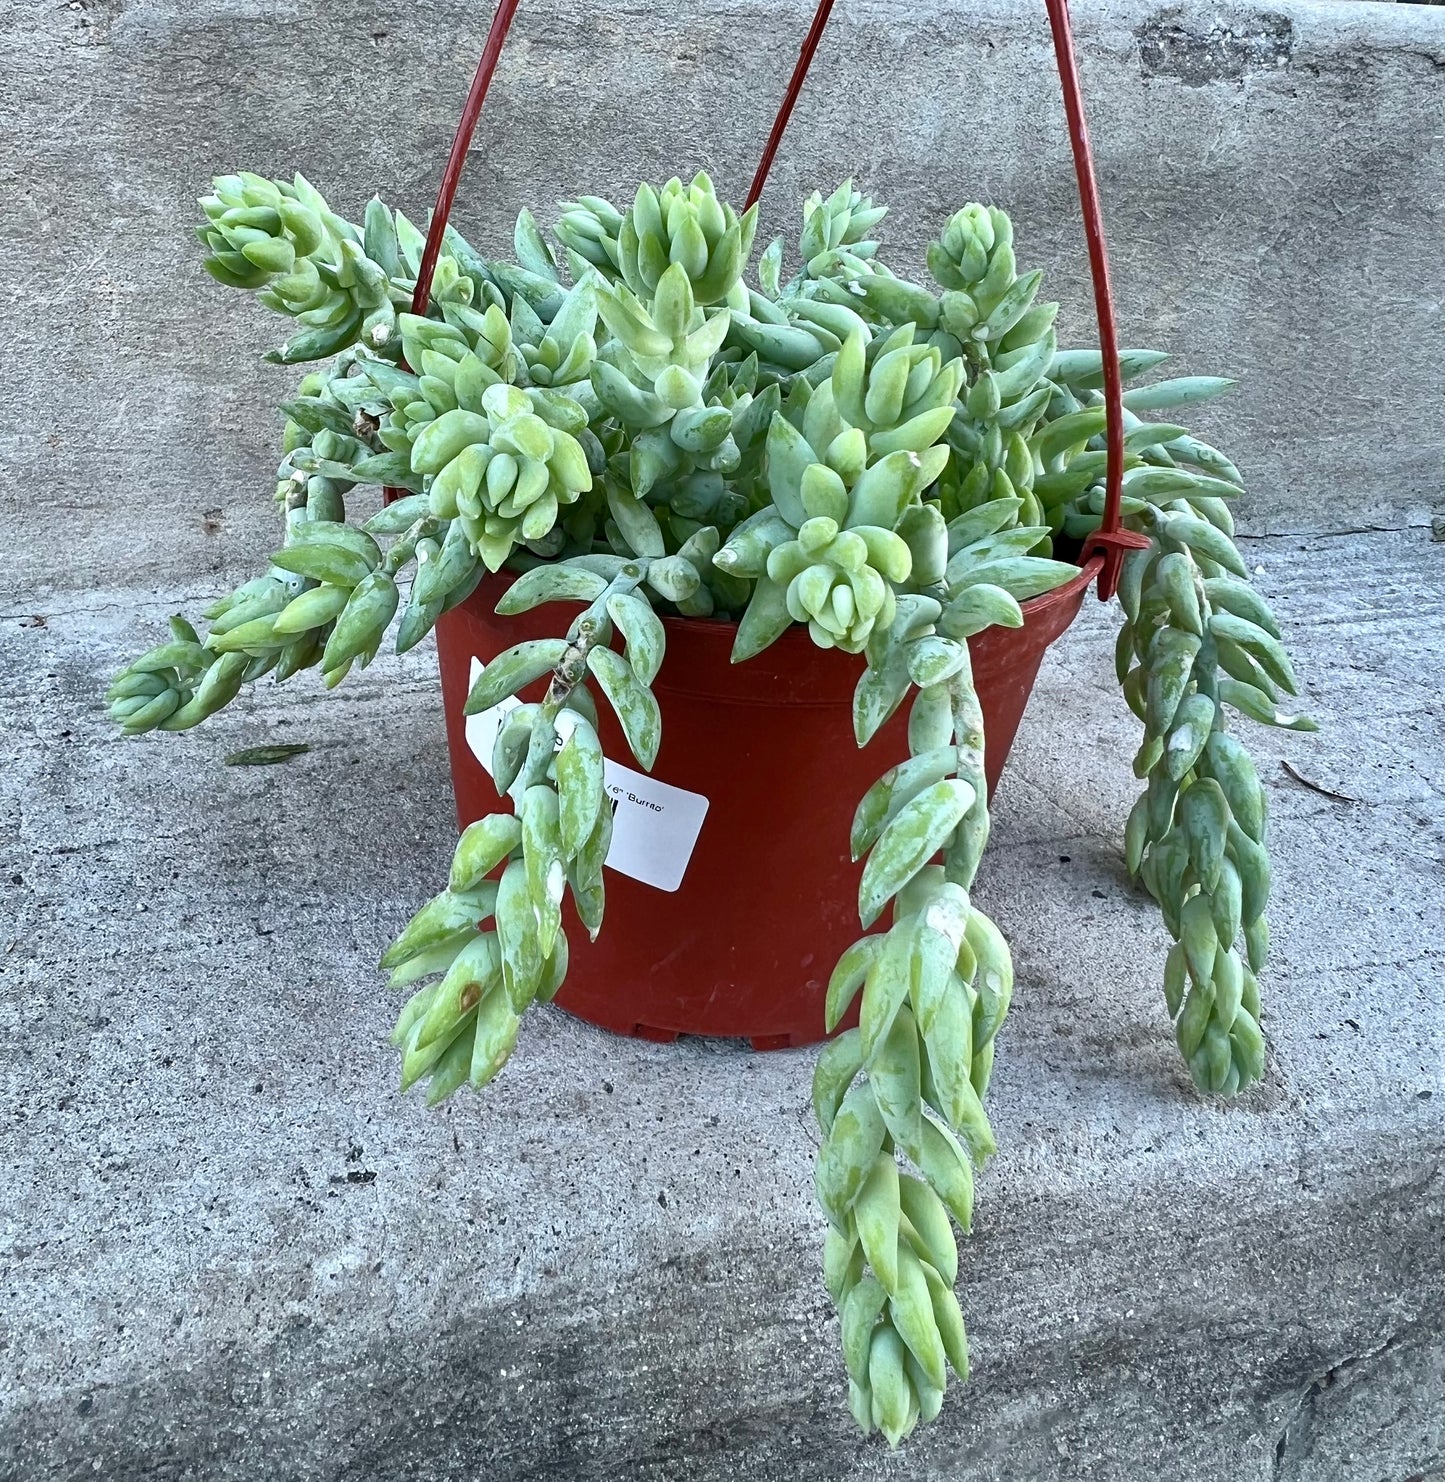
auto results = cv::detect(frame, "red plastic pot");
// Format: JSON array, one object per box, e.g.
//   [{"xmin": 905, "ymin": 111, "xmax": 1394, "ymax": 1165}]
[{"xmin": 432, "ymin": 560, "xmax": 1099, "ymax": 1049}]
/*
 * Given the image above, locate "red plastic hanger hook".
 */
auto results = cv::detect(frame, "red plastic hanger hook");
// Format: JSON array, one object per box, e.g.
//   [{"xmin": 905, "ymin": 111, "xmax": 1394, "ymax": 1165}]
[{"xmin": 749, "ymin": 0, "xmax": 1145, "ymax": 600}]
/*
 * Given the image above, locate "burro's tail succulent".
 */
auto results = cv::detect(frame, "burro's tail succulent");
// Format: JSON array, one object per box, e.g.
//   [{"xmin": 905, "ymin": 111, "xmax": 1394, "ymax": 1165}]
[
  {"xmin": 108, "ymin": 171, "xmax": 1311, "ymax": 1446},
  {"xmin": 617, "ymin": 172, "xmax": 759, "ymax": 306},
  {"xmin": 1114, "ymin": 512, "xmax": 1308, "ymax": 1095},
  {"xmin": 812, "ymin": 582, "xmax": 1018, "ymax": 1443},
  {"xmin": 198, "ymin": 172, "xmax": 408, "ymax": 360}
]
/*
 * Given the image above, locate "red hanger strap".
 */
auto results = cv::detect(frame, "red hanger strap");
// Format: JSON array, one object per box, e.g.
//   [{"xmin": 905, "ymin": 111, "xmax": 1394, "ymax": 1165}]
[
  {"xmin": 745, "ymin": 0, "xmax": 837, "ymax": 210},
  {"xmin": 383, "ymin": 0, "xmax": 522, "ymax": 508},
  {"xmin": 1042, "ymin": 0, "xmax": 1129, "ymax": 602},
  {"xmin": 412, "ymin": 0, "xmax": 524, "ymax": 318}
]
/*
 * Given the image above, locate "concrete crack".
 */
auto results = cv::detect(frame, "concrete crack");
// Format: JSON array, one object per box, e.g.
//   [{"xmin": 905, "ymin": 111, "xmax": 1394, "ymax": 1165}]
[{"xmin": 1270, "ymin": 1319, "xmax": 1433, "ymax": 1478}]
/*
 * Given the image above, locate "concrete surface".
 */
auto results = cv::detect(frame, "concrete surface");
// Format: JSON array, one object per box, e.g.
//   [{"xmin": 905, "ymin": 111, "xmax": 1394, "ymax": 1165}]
[
  {"xmin": 3, "ymin": 0, "xmax": 1444, "ymax": 1475},
  {"xmin": 1, "ymin": 526, "xmax": 1441, "ymax": 1480},
  {"xmin": 2, "ymin": 0, "xmax": 1442, "ymax": 598}
]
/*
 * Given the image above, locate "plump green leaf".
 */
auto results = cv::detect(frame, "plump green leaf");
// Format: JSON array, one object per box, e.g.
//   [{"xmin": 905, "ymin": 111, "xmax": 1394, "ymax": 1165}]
[
  {"xmin": 826, "ymin": 936, "xmax": 880, "ymax": 1033},
  {"xmin": 854, "ymin": 1153, "xmax": 902, "ymax": 1294},
  {"xmin": 495, "ymin": 565, "xmax": 610, "ymax": 614},
  {"xmin": 815, "ymin": 1083, "xmax": 888, "ymax": 1227},
  {"xmin": 495, "ymin": 858, "xmax": 544, "ymax": 1011},
  {"xmin": 605, "ymin": 591, "xmax": 666, "ymax": 686},
  {"xmin": 765, "ymin": 415, "xmax": 817, "ymax": 529},
  {"xmin": 732, "ymin": 575, "xmax": 793, "ymax": 663},
  {"xmin": 464, "ymin": 640, "xmax": 568, "ymax": 715},
  {"xmin": 449, "ymin": 812, "xmax": 524, "ymax": 892},
  {"xmin": 555, "ymin": 715, "xmax": 606, "ymax": 861},
  {"xmin": 869, "ymin": 1003, "xmax": 923, "ymax": 1153},
  {"xmin": 587, "ymin": 646, "xmax": 661, "ymax": 769},
  {"xmin": 859, "ymin": 780, "xmax": 975, "ymax": 928}
]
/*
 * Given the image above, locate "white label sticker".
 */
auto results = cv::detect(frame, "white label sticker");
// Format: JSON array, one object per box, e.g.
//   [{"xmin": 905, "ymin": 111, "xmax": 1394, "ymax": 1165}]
[{"xmin": 464, "ymin": 657, "xmax": 709, "ymax": 893}]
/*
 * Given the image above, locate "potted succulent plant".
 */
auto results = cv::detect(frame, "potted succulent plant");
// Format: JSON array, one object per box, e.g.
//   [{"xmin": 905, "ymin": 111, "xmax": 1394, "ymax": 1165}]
[{"xmin": 108, "ymin": 167, "xmax": 1311, "ymax": 1445}]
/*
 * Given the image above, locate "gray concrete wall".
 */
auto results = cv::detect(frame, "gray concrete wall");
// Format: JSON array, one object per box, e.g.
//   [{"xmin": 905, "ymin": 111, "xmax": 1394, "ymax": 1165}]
[
  {"xmin": 2, "ymin": 0, "xmax": 1442, "ymax": 606},
  {"xmin": 1, "ymin": 3, "xmax": 1443, "ymax": 1479}
]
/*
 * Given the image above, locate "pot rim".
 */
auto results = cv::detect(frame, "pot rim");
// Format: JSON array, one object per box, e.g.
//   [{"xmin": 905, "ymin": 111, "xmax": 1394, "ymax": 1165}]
[
  {"xmin": 492, "ymin": 551, "xmax": 1103, "ymax": 641},
  {"xmin": 467, "ymin": 552, "xmax": 1104, "ymax": 708},
  {"xmin": 644, "ymin": 550, "xmax": 1105, "ymax": 643}
]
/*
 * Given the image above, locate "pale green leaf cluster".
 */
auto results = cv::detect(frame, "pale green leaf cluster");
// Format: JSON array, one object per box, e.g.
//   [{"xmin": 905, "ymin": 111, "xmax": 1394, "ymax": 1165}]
[{"xmin": 106, "ymin": 168, "xmax": 1311, "ymax": 1445}]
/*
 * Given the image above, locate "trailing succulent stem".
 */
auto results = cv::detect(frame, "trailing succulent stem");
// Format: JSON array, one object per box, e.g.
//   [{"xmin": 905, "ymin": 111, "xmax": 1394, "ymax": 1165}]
[
  {"xmin": 813, "ymin": 623, "xmax": 1015, "ymax": 1444},
  {"xmin": 384, "ymin": 561, "xmax": 664, "ymax": 1100},
  {"xmin": 1114, "ymin": 511, "xmax": 1312, "ymax": 1095},
  {"xmin": 110, "ymin": 167, "xmax": 1311, "ymax": 1444},
  {"xmin": 1024, "ymin": 348, "xmax": 1314, "ymax": 1097}
]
